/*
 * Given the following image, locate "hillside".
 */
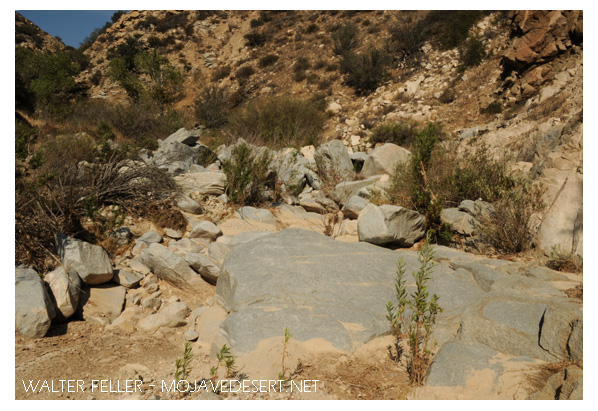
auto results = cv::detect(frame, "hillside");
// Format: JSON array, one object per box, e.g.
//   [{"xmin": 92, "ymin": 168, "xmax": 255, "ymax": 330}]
[{"xmin": 15, "ymin": 10, "xmax": 583, "ymax": 401}]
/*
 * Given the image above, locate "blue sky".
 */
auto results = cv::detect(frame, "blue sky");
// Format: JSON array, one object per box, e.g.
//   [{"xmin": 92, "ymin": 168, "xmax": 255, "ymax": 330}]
[{"xmin": 17, "ymin": 10, "xmax": 120, "ymax": 48}]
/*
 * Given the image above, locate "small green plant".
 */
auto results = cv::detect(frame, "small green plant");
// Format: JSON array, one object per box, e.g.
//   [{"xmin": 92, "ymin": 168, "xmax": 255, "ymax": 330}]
[
  {"xmin": 210, "ymin": 344, "xmax": 237, "ymax": 381},
  {"xmin": 386, "ymin": 241, "xmax": 442, "ymax": 385},
  {"xmin": 175, "ymin": 342, "xmax": 193, "ymax": 383},
  {"xmin": 480, "ymin": 101, "xmax": 503, "ymax": 115},
  {"xmin": 258, "ymin": 54, "xmax": 279, "ymax": 67},
  {"xmin": 278, "ymin": 327, "xmax": 293, "ymax": 382}
]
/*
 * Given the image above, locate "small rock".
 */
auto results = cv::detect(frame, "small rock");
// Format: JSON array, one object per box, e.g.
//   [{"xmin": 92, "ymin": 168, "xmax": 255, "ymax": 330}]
[
  {"xmin": 112, "ymin": 269, "xmax": 143, "ymax": 289},
  {"xmin": 188, "ymin": 220, "xmax": 223, "ymax": 241},
  {"xmin": 164, "ymin": 228, "xmax": 183, "ymax": 239},
  {"xmin": 185, "ymin": 329, "xmax": 199, "ymax": 341},
  {"xmin": 136, "ymin": 230, "xmax": 163, "ymax": 245}
]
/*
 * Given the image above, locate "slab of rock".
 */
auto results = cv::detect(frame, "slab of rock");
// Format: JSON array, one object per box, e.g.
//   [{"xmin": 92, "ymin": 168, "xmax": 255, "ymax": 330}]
[
  {"xmin": 164, "ymin": 228, "xmax": 182, "ymax": 239},
  {"xmin": 15, "ymin": 267, "xmax": 56, "ymax": 338},
  {"xmin": 331, "ymin": 176, "xmax": 382, "ymax": 205},
  {"xmin": 314, "ymin": 139, "xmax": 354, "ymax": 182},
  {"xmin": 208, "ymin": 242, "xmax": 230, "ymax": 265},
  {"xmin": 78, "ymin": 284, "xmax": 126, "ymax": 325},
  {"xmin": 56, "ymin": 234, "xmax": 114, "ymax": 285},
  {"xmin": 174, "ymin": 172, "xmax": 227, "ymax": 196},
  {"xmin": 216, "ymin": 231, "xmax": 271, "ymax": 247},
  {"xmin": 112, "ymin": 269, "xmax": 143, "ymax": 289},
  {"xmin": 185, "ymin": 253, "xmax": 221, "ymax": 284},
  {"xmin": 128, "ymin": 259, "xmax": 150, "ymax": 275},
  {"xmin": 188, "ymin": 220, "xmax": 223, "ymax": 241},
  {"xmin": 235, "ymin": 206, "xmax": 278, "ymax": 226},
  {"xmin": 45, "ymin": 267, "xmax": 81, "ymax": 321},
  {"xmin": 342, "ymin": 195, "xmax": 369, "ymax": 219},
  {"xmin": 136, "ymin": 230, "xmax": 163, "ymax": 245},
  {"xmin": 361, "ymin": 143, "xmax": 411, "ymax": 178},
  {"xmin": 177, "ymin": 195, "xmax": 203, "ymax": 214},
  {"xmin": 357, "ymin": 204, "xmax": 426, "ymax": 246},
  {"xmin": 139, "ymin": 243, "xmax": 205, "ymax": 290}
]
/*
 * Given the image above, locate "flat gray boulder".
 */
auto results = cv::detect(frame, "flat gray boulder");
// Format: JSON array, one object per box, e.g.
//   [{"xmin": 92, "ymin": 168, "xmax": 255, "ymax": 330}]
[
  {"xmin": 15, "ymin": 267, "xmax": 56, "ymax": 338},
  {"xmin": 45, "ymin": 266, "xmax": 81, "ymax": 321},
  {"xmin": 139, "ymin": 243, "xmax": 206, "ymax": 290},
  {"xmin": 361, "ymin": 143, "xmax": 411, "ymax": 177},
  {"xmin": 112, "ymin": 269, "xmax": 143, "ymax": 288},
  {"xmin": 174, "ymin": 172, "xmax": 227, "ymax": 196},
  {"xmin": 440, "ymin": 208, "xmax": 477, "ymax": 236},
  {"xmin": 56, "ymin": 234, "xmax": 113, "ymax": 285},
  {"xmin": 136, "ymin": 230, "xmax": 163, "ymax": 245},
  {"xmin": 357, "ymin": 204, "xmax": 426, "ymax": 246},
  {"xmin": 188, "ymin": 220, "xmax": 223, "ymax": 241},
  {"xmin": 235, "ymin": 206, "xmax": 278, "ymax": 226}
]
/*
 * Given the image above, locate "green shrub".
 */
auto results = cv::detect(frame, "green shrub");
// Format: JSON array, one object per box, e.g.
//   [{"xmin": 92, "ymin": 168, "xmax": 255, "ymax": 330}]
[
  {"xmin": 222, "ymin": 142, "xmax": 273, "ymax": 205},
  {"xmin": 226, "ymin": 95, "xmax": 326, "ymax": 147},
  {"xmin": 294, "ymin": 57, "xmax": 311, "ymax": 72},
  {"xmin": 459, "ymin": 36, "xmax": 486, "ymax": 69},
  {"xmin": 331, "ymin": 23, "xmax": 359, "ymax": 55},
  {"xmin": 340, "ymin": 48, "xmax": 390, "ymax": 95},
  {"xmin": 305, "ymin": 23, "xmax": 319, "ymax": 34},
  {"xmin": 370, "ymin": 121, "xmax": 418, "ymax": 146},
  {"xmin": 387, "ymin": 18, "xmax": 426, "ymax": 64},
  {"xmin": 250, "ymin": 18, "xmax": 264, "ymax": 28},
  {"xmin": 194, "ymin": 86, "xmax": 230, "ymax": 128},
  {"xmin": 258, "ymin": 54, "xmax": 279, "ymax": 67},
  {"xmin": 426, "ymin": 10, "xmax": 486, "ymax": 50}
]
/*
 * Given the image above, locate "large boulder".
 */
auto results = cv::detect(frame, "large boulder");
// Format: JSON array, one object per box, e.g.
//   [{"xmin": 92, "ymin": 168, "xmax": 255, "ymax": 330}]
[
  {"xmin": 44, "ymin": 266, "xmax": 81, "ymax": 321},
  {"xmin": 56, "ymin": 234, "xmax": 113, "ymax": 285},
  {"xmin": 314, "ymin": 139, "xmax": 354, "ymax": 183},
  {"xmin": 185, "ymin": 253, "xmax": 220, "ymax": 285},
  {"xmin": 440, "ymin": 208, "xmax": 477, "ymax": 236},
  {"xmin": 361, "ymin": 143, "xmax": 411, "ymax": 178},
  {"xmin": 139, "ymin": 243, "xmax": 205, "ymax": 290},
  {"xmin": 357, "ymin": 204, "xmax": 426, "ymax": 247},
  {"xmin": 174, "ymin": 172, "xmax": 227, "ymax": 196},
  {"xmin": 331, "ymin": 176, "xmax": 382, "ymax": 205},
  {"xmin": 162, "ymin": 127, "xmax": 202, "ymax": 146},
  {"xmin": 15, "ymin": 267, "xmax": 56, "ymax": 338},
  {"xmin": 536, "ymin": 171, "xmax": 583, "ymax": 258},
  {"xmin": 177, "ymin": 195, "xmax": 203, "ymax": 214},
  {"xmin": 188, "ymin": 219, "xmax": 223, "ymax": 241},
  {"xmin": 342, "ymin": 195, "xmax": 369, "ymax": 219}
]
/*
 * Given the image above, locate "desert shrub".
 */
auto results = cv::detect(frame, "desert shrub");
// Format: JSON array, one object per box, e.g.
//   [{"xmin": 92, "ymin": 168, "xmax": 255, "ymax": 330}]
[
  {"xmin": 293, "ymin": 70, "xmax": 307, "ymax": 82},
  {"xmin": 439, "ymin": 87, "xmax": 456, "ymax": 104},
  {"xmin": 222, "ymin": 142, "xmax": 273, "ymax": 205},
  {"xmin": 370, "ymin": 121, "xmax": 418, "ymax": 146},
  {"xmin": 305, "ymin": 23, "xmax": 319, "ymax": 34},
  {"xmin": 294, "ymin": 57, "xmax": 311, "ymax": 72},
  {"xmin": 480, "ymin": 101, "xmax": 502, "ymax": 115},
  {"xmin": 313, "ymin": 59, "xmax": 327, "ymax": 70},
  {"xmin": 459, "ymin": 36, "xmax": 486, "ymax": 69},
  {"xmin": 90, "ymin": 70, "xmax": 102, "ymax": 86},
  {"xmin": 212, "ymin": 65, "xmax": 231, "ymax": 81},
  {"xmin": 16, "ymin": 138, "xmax": 178, "ymax": 270},
  {"xmin": 425, "ymin": 10, "xmax": 486, "ymax": 50},
  {"xmin": 339, "ymin": 48, "xmax": 390, "ymax": 95},
  {"xmin": 194, "ymin": 86, "xmax": 230, "ymax": 128},
  {"xmin": 476, "ymin": 182, "xmax": 545, "ymax": 254},
  {"xmin": 235, "ymin": 65, "xmax": 255, "ymax": 81},
  {"xmin": 317, "ymin": 78, "xmax": 333, "ymax": 91},
  {"xmin": 258, "ymin": 54, "xmax": 279, "ymax": 67},
  {"xmin": 226, "ymin": 95, "xmax": 326, "ymax": 147},
  {"xmin": 184, "ymin": 23, "xmax": 195, "ymax": 36},
  {"xmin": 147, "ymin": 35, "xmax": 162, "ymax": 48},
  {"xmin": 244, "ymin": 31, "xmax": 267, "ymax": 47},
  {"xmin": 387, "ymin": 18, "xmax": 427, "ymax": 64},
  {"xmin": 250, "ymin": 18, "xmax": 264, "ymax": 28},
  {"xmin": 155, "ymin": 12, "xmax": 189, "ymax": 33},
  {"xmin": 331, "ymin": 23, "xmax": 359, "ymax": 55}
]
